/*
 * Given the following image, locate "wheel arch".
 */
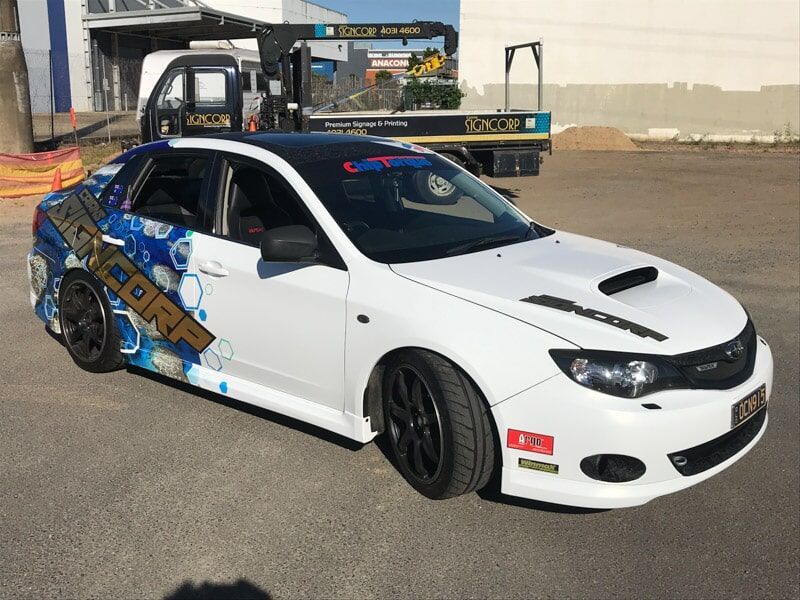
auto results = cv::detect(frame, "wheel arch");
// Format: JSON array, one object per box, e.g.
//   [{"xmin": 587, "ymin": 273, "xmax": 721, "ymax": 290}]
[{"xmin": 361, "ymin": 346, "xmax": 499, "ymax": 441}]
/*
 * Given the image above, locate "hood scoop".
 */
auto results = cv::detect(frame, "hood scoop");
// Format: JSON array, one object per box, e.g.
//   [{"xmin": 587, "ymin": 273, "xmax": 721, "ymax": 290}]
[{"xmin": 598, "ymin": 267, "xmax": 659, "ymax": 296}]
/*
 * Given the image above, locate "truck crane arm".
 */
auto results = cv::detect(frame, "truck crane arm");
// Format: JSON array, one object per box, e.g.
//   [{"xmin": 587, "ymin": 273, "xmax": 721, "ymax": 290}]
[{"xmin": 257, "ymin": 21, "xmax": 458, "ymax": 75}]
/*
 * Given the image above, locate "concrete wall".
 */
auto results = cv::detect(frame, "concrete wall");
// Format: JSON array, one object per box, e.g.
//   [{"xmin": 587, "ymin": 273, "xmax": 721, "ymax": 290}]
[{"xmin": 458, "ymin": 0, "xmax": 800, "ymax": 136}]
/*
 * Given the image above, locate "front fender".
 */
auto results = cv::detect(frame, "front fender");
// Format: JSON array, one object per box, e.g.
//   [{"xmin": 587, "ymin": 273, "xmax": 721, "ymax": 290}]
[{"xmin": 344, "ymin": 263, "xmax": 572, "ymax": 417}]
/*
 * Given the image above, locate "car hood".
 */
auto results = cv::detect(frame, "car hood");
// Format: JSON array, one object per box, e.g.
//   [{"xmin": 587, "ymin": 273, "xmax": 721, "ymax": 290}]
[{"xmin": 390, "ymin": 232, "xmax": 747, "ymax": 354}]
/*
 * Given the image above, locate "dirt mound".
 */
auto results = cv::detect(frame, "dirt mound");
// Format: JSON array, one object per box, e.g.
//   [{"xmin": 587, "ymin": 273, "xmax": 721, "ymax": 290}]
[{"xmin": 553, "ymin": 126, "xmax": 639, "ymax": 151}]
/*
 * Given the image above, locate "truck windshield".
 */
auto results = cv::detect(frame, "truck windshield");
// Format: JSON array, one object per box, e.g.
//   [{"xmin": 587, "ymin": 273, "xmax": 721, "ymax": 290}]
[{"xmin": 296, "ymin": 151, "xmax": 548, "ymax": 263}]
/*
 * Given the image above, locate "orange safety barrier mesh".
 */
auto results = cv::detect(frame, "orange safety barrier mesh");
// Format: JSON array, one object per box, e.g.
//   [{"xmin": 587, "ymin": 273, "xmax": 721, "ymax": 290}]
[{"xmin": 0, "ymin": 147, "xmax": 85, "ymax": 198}]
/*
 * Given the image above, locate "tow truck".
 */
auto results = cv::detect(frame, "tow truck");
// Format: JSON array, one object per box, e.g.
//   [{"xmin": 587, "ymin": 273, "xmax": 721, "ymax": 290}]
[{"xmin": 137, "ymin": 21, "xmax": 551, "ymax": 177}]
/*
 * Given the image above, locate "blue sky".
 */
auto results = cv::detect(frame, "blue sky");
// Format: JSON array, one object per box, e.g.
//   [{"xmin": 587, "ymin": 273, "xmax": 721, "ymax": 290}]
[{"xmin": 317, "ymin": 0, "xmax": 460, "ymax": 50}]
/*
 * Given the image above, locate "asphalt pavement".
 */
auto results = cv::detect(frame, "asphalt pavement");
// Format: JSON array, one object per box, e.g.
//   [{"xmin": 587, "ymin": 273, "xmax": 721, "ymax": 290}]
[{"xmin": 1, "ymin": 148, "xmax": 798, "ymax": 599}]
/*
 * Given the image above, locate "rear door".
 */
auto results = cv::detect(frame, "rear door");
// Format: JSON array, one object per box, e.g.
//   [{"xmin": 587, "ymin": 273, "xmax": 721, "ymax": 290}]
[{"xmin": 97, "ymin": 150, "xmax": 217, "ymax": 379}]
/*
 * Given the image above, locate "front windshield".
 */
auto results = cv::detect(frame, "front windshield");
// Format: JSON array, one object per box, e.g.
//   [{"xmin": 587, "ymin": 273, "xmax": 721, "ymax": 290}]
[{"xmin": 296, "ymin": 148, "xmax": 550, "ymax": 263}]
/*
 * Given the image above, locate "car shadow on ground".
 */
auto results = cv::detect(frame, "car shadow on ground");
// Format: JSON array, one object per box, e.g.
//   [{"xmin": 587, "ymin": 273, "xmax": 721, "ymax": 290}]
[
  {"xmin": 476, "ymin": 476, "xmax": 609, "ymax": 514},
  {"xmin": 372, "ymin": 425, "xmax": 607, "ymax": 514},
  {"xmin": 164, "ymin": 579, "xmax": 270, "ymax": 600},
  {"xmin": 128, "ymin": 365, "xmax": 365, "ymax": 452}
]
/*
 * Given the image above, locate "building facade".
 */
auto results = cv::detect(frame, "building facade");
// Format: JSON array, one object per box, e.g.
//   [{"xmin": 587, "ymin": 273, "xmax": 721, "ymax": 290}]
[
  {"xmin": 18, "ymin": 0, "xmax": 348, "ymax": 113},
  {"xmin": 458, "ymin": 0, "xmax": 800, "ymax": 136}
]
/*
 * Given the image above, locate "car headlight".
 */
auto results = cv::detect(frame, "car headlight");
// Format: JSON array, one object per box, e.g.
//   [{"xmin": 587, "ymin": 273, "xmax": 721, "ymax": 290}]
[{"xmin": 549, "ymin": 350, "xmax": 687, "ymax": 398}]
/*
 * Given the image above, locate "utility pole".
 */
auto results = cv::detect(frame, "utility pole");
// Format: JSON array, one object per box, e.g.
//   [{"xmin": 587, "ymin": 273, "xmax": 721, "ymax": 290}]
[{"xmin": 0, "ymin": 0, "xmax": 34, "ymax": 154}]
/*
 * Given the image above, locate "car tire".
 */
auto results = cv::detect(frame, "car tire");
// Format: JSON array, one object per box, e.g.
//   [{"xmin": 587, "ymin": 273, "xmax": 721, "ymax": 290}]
[
  {"xmin": 58, "ymin": 270, "xmax": 124, "ymax": 373},
  {"xmin": 410, "ymin": 153, "xmax": 465, "ymax": 205},
  {"xmin": 382, "ymin": 349, "xmax": 496, "ymax": 499}
]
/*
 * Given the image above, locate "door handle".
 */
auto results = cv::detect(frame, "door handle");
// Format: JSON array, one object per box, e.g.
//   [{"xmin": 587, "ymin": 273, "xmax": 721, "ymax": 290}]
[
  {"xmin": 198, "ymin": 260, "xmax": 229, "ymax": 277},
  {"xmin": 101, "ymin": 234, "xmax": 125, "ymax": 247}
]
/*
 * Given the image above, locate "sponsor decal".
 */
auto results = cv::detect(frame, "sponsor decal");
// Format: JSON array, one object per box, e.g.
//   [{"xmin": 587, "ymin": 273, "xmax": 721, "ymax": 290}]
[
  {"xmin": 521, "ymin": 294, "xmax": 668, "ymax": 341},
  {"xmin": 335, "ymin": 25, "xmax": 378, "ymax": 38},
  {"xmin": 518, "ymin": 458, "xmax": 559, "ymax": 475},
  {"xmin": 46, "ymin": 190, "xmax": 215, "ymax": 353},
  {"xmin": 343, "ymin": 155, "xmax": 432, "ymax": 173},
  {"xmin": 507, "ymin": 429, "xmax": 554, "ymax": 455},
  {"xmin": 186, "ymin": 113, "xmax": 231, "ymax": 127},
  {"xmin": 465, "ymin": 116, "xmax": 522, "ymax": 133}
]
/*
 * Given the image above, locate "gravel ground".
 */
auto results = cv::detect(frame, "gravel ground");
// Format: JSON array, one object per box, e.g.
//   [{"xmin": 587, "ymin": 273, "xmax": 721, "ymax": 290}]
[{"xmin": 1, "ymin": 148, "xmax": 798, "ymax": 599}]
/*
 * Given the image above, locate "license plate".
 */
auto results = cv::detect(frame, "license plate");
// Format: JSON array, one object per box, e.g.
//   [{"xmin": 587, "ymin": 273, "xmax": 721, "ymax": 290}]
[{"xmin": 730, "ymin": 384, "xmax": 767, "ymax": 429}]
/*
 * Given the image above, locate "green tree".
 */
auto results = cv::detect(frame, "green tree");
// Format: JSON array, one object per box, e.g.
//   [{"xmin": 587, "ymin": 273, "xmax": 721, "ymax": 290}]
[{"xmin": 404, "ymin": 79, "xmax": 464, "ymax": 110}]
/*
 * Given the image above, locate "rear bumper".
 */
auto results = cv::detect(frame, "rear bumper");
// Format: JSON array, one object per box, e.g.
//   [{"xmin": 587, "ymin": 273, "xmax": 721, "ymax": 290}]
[{"xmin": 491, "ymin": 337, "xmax": 774, "ymax": 509}]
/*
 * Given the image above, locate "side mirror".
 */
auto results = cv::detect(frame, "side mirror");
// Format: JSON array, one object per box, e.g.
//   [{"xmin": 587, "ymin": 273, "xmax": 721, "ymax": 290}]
[{"xmin": 260, "ymin": 225, "xmax": 318, "ymax": 262}]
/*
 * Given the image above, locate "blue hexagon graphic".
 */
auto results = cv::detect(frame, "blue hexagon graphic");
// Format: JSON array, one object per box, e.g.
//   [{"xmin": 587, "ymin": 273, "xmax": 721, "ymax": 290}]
[
  {"xmin": 105, "ymin": 288, "xmax": 121, "ymax": 307},
  {"xmin": 203, "ymin": 349, "xmax": 223, "ymax": 371},
  {"xmin": 154, "ymin": 269, "xmax": 172, "ymax": 292},
  {"xmin": 169, "ymin": 237, "xmax": 192, "ymax": 270},
  {"xmin": 154, "ymin": 222, "xmax": 173, "ymax": 239},
  {"xmin": 53, "ymin": 277, "xmax": 61, "ymax": 292},
  {"xmin": 44, "ymin": 295, "xmax": 57, "ymax": 320},
  {"xmin": 107, "ymin": 213, "xmax": 118, "ymax": 224},
  {"xmin": 142, "ymin": 250, "xmax": 151, "ymax": 263},
  {"xmin": 114, "ymin": 310, "xmax": 140, "ymax": 354},
  {"xmin": 124, "ymin": 234, "xmax": 137, "ymax": 257},
  {"xmin": 218, "ymin": 339, "xmax": 234, "ymax": 360},
  {"xmin": 178, "ymin": 273, "xmax": 203, "ymax": 310},
  {"xmin": 186, "ymin": 364, "xmax": 200, "ymax": 385},
  {"xmin": 130, "ymin": 216, "xmax": 144, "ymax": 231}
]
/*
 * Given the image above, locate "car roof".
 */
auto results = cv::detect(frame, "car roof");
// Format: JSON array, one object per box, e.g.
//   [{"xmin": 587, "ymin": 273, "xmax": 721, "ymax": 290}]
[{"xmin": 114, "ymin": 133, "xmax": 428, "ymax": 168}]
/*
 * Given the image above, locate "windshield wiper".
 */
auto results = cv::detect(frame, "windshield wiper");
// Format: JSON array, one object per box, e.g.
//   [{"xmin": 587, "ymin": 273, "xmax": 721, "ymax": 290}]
[{"xmin": 445, "ymin": 234, "xmax": 523, "ymax": 256}]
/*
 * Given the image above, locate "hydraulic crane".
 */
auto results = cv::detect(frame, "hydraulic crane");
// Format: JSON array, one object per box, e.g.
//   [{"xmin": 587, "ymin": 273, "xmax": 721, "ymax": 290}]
[{"xmin": 253, "ymin": 21, "xmax": 458, "ymax": 131}]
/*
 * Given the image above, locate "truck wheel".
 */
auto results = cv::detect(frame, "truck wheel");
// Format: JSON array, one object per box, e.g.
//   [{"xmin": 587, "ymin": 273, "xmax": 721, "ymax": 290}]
[
  {"xmin": 382, "ymin": 349, "xmax": 496, "ymax": 499},
  {"xmin": 411, "ymin": 153, "xmax": 464, "ymax": 205},
  {"xmin": 59, "ymin": 271, "xmax": 124, "ymax": 373}
]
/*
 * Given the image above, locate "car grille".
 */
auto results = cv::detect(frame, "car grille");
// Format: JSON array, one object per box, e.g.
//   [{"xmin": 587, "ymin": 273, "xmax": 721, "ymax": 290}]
[
  {"xmin": 667, "ymin": 407, "xmax": 766, "ymax": 476},
  {"xmin": 667, "ymin": 319, "xmax": 757, "ymax": 390}
]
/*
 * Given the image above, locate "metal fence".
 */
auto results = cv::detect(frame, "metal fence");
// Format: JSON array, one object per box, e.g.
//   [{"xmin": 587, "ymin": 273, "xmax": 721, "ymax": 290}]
[
  {"xmin": 23, "ymin": 49, "xmax": 140, "ymax": 144},
  {"xmin": 312, "ymin": 77, "xmax": 405, "ymax": 113}
]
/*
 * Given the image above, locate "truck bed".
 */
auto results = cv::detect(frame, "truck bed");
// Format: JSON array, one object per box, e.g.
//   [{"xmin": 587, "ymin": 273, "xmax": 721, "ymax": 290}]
[{"xmin": 307, "ymin": 109, "xmax": 551, "ymax": 146}]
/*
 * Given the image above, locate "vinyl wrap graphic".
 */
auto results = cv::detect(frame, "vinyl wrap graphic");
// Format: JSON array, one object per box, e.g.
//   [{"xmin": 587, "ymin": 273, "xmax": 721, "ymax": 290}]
[{"xmin": 29, "ymin": 169, "xmax": 218, "ymax": 383}]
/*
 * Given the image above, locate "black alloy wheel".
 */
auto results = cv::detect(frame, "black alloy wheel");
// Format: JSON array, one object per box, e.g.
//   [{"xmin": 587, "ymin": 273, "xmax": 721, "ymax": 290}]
[
  {"xmin": 386, "ymin": 365, "xmax": 444, "ymax": 483},
  {"xmin": 58, "ymin": 270, "xmax": 123, "ymax": 373},
  {"xmin": 382, "ymin": 349, "xmax": 496, "ymax": 500},
  {"xmin": 61, "ymin": 279, "xmax": 107, "ymax": 362}
]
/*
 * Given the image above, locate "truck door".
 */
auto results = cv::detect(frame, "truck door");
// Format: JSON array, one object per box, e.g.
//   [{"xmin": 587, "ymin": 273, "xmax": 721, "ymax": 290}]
[
  {"xmin": 143, "ymin": 61, "xmax": 242, "ymax": 142},
  {"xmin": 183, "ymin": 67, "xmax": 242, "ymax": 137}
]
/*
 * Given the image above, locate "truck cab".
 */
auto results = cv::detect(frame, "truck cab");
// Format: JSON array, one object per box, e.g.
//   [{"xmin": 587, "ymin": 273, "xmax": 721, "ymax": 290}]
[{"xmin": 138, "ymin": 49, "xmax": 267, "ymax": 142}]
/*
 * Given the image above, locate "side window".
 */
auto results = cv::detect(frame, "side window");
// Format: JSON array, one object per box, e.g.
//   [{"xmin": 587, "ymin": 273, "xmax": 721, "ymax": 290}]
[
  {"xmin": 220, "ymin": 158, "xmax": 313, "ymax": 246},
  {"xmin": 194, "ymin": 70, "xmax": 227, "ymax": 106},
  {"xmin": 155, "ymin": 68, "xmax": 185, "ymax": 137},
  {"xmin": 130, "ymin": 154, "xmax": 209, "ymax": 230},
  {"xmin": 98, "ymin": 155, "xmax": 143, "ymax": 209}
]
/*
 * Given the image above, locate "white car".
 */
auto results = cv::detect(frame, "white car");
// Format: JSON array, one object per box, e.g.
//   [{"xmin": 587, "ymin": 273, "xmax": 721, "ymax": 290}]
[{"xmin": 28, "ymin": 133, "xmax": 772, "ymax": 508}]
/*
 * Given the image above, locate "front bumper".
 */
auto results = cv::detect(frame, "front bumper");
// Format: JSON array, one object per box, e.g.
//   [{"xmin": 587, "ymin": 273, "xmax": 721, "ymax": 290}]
[{"xmin": 491, "ymin": 336, "xmax": 774, "ymax": 509}]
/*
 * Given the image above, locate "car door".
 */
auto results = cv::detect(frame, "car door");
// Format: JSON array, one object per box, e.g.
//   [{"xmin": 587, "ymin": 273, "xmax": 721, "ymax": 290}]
[
  {"xmin": 97, "ymin": 150, "xmax": 217, "ymax": 380},
  {"xmin": 191, "ymin": 153, "xmax": 350, "ymax": 410}
]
